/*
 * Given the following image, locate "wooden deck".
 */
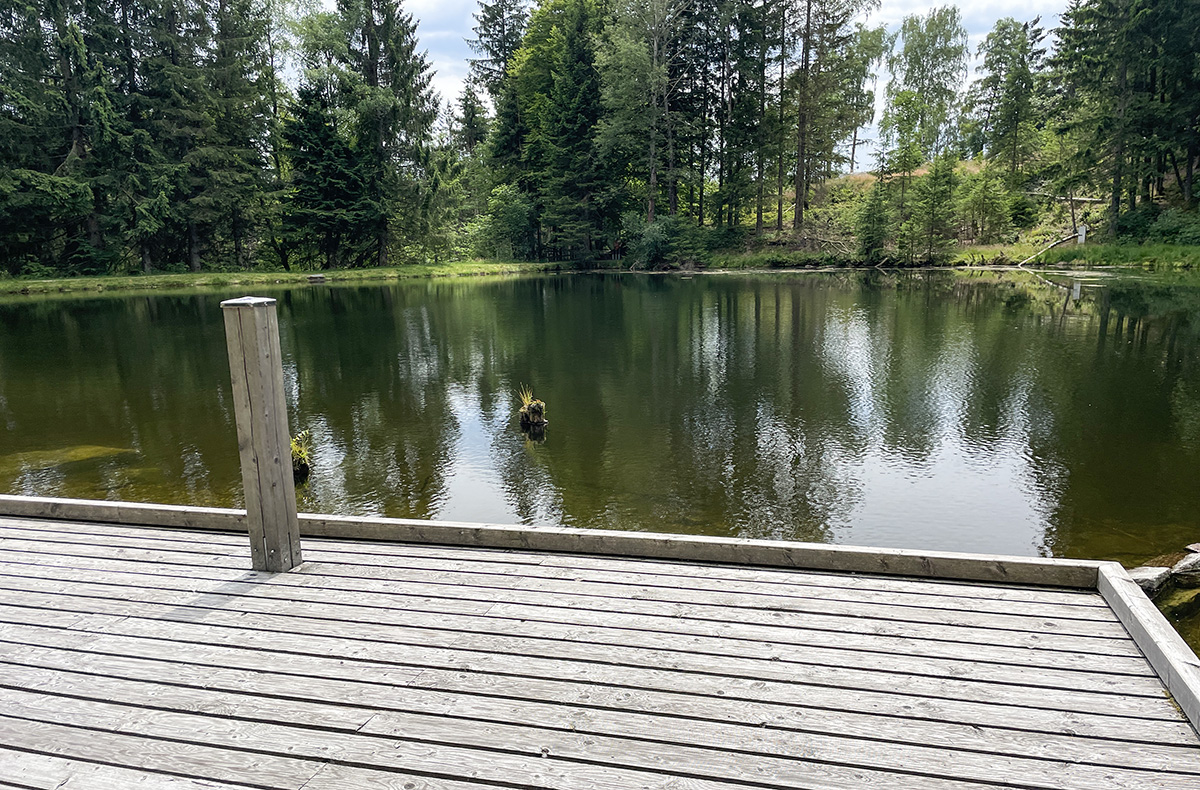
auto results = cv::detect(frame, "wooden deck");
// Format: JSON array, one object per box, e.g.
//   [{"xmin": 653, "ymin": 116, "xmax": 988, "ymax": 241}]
[{"xmin": 1, "ymin": 514, "xmax": 1199, "ymax": 789}]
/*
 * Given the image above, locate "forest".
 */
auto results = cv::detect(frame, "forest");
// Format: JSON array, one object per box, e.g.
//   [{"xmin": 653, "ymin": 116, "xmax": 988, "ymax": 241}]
[{"xmin": 1, "ymin": 0, "xmax": 1198, "ymax": 275}]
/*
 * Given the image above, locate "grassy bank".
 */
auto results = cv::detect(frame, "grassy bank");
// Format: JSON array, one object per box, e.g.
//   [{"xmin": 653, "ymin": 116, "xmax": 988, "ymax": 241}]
[
  {"xmin": 713, "ymin": 241, "xmax": 1200, "ymax": 270},
  {"xmin": 4, "ymin": 242, "xmax": 1199, "ymax": 299},
  {"xmin": 0, "ymin": 260, "xmax": 556, "ymax": 297},
  {"xmin": 1037, "ymin": 242, "xmax": 1200, "ymax": 268}
]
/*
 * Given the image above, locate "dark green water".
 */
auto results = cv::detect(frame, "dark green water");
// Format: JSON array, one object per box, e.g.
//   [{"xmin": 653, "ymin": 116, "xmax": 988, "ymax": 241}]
[{"xmin": 2, "ymin": 271, "xmax": 1199, "ymax": 569}]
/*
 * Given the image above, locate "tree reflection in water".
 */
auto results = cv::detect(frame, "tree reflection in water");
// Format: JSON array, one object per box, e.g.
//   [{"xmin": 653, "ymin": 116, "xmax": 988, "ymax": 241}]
[{"xmin": 1, "ymin": 270, "xmax": 1198, "ymax": 571}]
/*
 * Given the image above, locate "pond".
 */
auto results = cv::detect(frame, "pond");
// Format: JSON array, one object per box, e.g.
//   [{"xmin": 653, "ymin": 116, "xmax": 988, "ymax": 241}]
[{"xmin": 3, "ymin": 270, "xmax": 1200, "ymax": 636}]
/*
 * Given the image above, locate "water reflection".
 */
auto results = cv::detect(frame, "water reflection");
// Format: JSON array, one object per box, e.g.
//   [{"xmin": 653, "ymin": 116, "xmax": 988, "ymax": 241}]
[{"xmin": 1, "ymin": 271, "xmax": 1199, "ymax": 568}]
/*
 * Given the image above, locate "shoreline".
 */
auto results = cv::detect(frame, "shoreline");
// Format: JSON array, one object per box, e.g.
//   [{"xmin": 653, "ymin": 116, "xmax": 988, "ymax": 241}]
[{"xmin": 0, "ymin": 253, "xmax": 1190, "ymax": 299}]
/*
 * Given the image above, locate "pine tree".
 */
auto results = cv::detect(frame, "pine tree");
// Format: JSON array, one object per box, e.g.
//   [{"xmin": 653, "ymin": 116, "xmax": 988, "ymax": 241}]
[
  {"xmin": 468, "ymin": 0, "xmax": 528, "ymax": 101},
  {"xmin": 907, "ymin": 152, "xmax": 957, "ymax": 263},
  {"xmin": 970, "ymin": 17, "xmax": 1046, "ymax": 186},
  {"xmin": 299, "ymin": 0, "xmax": 438, "ymax": 265},
  {"xmin": 192, "ymin": 0, "xmax": 271, "ymax": 268},
  {"xmin": 540, "ymin": 0, "xmax": 604, "ymax": 259},
  {"xmin": 855, "ymin": 177, "xmax": 889, "ymax": 263},
  {"xmin": 283, "ymin": 79, "xmax": 371, "ymax": 269},
  {"xmin": 453, "ymin": 84, "xmax": 490, "ymax": 156}
]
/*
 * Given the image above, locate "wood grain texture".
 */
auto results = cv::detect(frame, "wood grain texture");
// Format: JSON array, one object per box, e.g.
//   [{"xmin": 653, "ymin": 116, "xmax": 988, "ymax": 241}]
[
  {"xmin": 0, "ymin": 619, "xmax": 1181, "ymax": 736},
  {"xmin": 0, "ymin": 561, "xmax": 1156, "ymax": 694},
  {"xmin": 0, "ymin": 519, "xmax": 1116, "ymax": 615},
  {"xmin": 1100, "ymin": 563, "xmax": 1200, "ymax": 732},
  {"xmin": 0, "ymin": 576, "xmax": 1153, "ymax": 684},
  {"xmin": 0, "ymin": 747, "xmax": 258, "ymax": 789},
  {"xmin": 0, "ymin": 555, "xmax": 1129, "ymax": 639},
  {"xmin": 221, "ymin": 297, "xmax": 300, "ymax": 573},
  {"xmin": 0, "ymin": 528, "xmax": 1113, "ymax": 623},
  {"xmin": 0, "ymin": 643, "xmax": 1196, "ymax": 774},
  {"xmin": 0, "ymin": 511, "xmax": 1195, "ymax": 789}
]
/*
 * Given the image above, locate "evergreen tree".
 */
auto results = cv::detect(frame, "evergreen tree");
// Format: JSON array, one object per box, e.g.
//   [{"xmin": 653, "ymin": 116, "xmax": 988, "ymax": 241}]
[
  {"xmin": 194, "ymin": 0, "xmax": 272, "ymax": 268},
  {"xmin": 596, "ymin": 0, "xmax": 683, "ymax": 224},
  {"xmin": 468, "ymin": 0, "xmax": 528, "ymax": 100},
  {"xmin": 970, "ymin": 17, "xmax": 1045, "ymax": 186},
  {"xmin": 909, "ymin": 151, "xmax": 957, "ymax": 262},
  {"xmin": 855, "ymin": 177, "xmax": 889, "ymax": 262},
  {"xmin": 957, "ymin": 167, "xmax": 1013, "ymax": 243},
  {"xmin": 453, "ymin": 83, "xmax": 490, "ymax": 156},
  {"xmin": 141, "ymin": 0, "xmax": 216, "ymax": 271},
  {"xmin": 283, "ymin": 79, "xmax": 371, "ymax": 269},
  {"xmin": 540, "ymin": 0, "xmax": 604, "ymax": 259}
]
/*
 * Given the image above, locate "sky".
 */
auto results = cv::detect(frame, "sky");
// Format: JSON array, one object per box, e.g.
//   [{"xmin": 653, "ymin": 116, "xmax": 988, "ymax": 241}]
[{"xmin": 406, "ymin": 0, "xmax": 1072, "ymax": 120}]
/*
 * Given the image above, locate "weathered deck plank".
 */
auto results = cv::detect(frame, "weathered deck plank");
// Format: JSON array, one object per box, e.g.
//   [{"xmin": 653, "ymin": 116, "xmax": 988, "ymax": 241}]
[
  {"xmin": 0, "ymin": 515, "xmax": 1196, "ymax": 790},
  {"xmin": 0, "ymin": 537, "xmax": 1142, "ymax": 648},
  {"xmin": 0, "ymin": 519, "xmax": 1120, "ymax": 619},
  {"xmin": 0, "ymin": 569, "xmax": 1158, "ymax": 696}
]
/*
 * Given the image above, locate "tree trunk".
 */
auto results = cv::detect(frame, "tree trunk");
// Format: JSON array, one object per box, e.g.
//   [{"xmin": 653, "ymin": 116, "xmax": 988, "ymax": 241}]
[
  {"xmin": 1186, "ymin": 139, "xmax": 1196, "ymax": 206},
  {"xmin": 755, "ymin": 1, "xmax": 766, "ymax": 234},
  {"xmin": 188, "ymin": 223, "xmax": 201, "ymax": 272},
  {"xmin": 776, "ymin": 4, "xmax": 786, "ymax": 231},
  {"xmin": 666, "ymin": 89, "xmax": 677, "ymax": 216},
  {"xmin": 792, "ymin": 0, "xmax": 813, "ymax": 231},
  {"xmin": 1109, "ymin": 59, "xmax": 1128, "ymax": 231},
  {"xmin": 648, "ymin": 104, "xmax": 657, "ymax": 223},
  {"xmin": 86, "ymin": 214, "xmax": 103, "ymax": 251},
  {"xmin": 233, "ymin": 211, "xmax": 245, "ymax": 268}
]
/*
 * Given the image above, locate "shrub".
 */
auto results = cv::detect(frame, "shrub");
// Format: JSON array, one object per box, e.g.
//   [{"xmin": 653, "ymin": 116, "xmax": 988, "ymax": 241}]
[
  {"xmin": 1147, "ymin": 209, "xmax": 1200, "ymax": 245},
  {"xmin": 470, "ymin": 185, "xmax": 535, "ymax": 260},
  {"xmin": 629, "ymin": 215, "xmax": 711, "ymax": 269},
  {"xmin": 1115, "ymin": 203, "xmax": 1162, "ymax": 240}
]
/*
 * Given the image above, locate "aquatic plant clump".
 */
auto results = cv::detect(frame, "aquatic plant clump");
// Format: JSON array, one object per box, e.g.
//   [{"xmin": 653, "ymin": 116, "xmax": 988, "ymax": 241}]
[
  {"xmin": 291, "ymin": 430, "xmax": 312, "ymax": 483},
  {"xmin": 517, "ymin": 384, "xmax": 547, "ymax": 428}
]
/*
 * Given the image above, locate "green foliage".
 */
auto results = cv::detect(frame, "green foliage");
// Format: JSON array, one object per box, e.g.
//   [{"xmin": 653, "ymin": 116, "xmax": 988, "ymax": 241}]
[
  {"xmin": 2, "ymin": 0, "xmax": 1194, "ymax": 274},
  {"xmin": 1114, "ymin": 204, "xmax": 1163, "ymax": 241},
  {"xmin": 885, "ymin": 7, "xmax": 970, "ymax": 158},
  {"xmin": 956, "ymin": 168, "xmax": 1014, "ymax": 244},
  {"xmin": 467, "ymin": 0, "xmax": 529, "ymax": 100},
  {"xmin": 628, "ymin": 215, "xmax": 710, "ymax": 269},
  {"xmin": 710, "ymin": 249, "xmax": 846, "ymax": 269},
  {"xmin": 899, "ymin": 153, "xmax": 958, "ymax": 264},
  {"xmin": 1042, "ymin": 243, "xmax": 1200, "ymax": 269},
  {"xmin": 291, "ymin": 429, "xmax": 312, "ymax": 478},
  {"xmin": 1146, "ymin": 211, "xmax": 1200, "ymax": 246},
  {"xmin": 471, "ymin": 184, "xmax": 535, "ymax": 260},
  {"xmin": 856, "ymin": 180, "xmax": 890, "ymax": 264},
  {"xmin": 964, "ymin": 17, "xmax": 1046, "ymax": 184}
]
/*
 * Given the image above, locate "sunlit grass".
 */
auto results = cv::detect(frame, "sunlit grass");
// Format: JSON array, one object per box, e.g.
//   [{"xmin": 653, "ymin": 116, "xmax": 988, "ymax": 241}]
[
  {"xmin": 1040, "ymin": 242, "xmax": 1200, "ymax": 268},
  {"xmin": 0, "ymin": 260, "xmax": 556, "ymax": 297}
]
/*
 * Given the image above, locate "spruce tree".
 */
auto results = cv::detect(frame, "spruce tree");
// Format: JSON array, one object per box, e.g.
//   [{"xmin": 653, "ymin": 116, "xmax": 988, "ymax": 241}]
[
  {"xmin": 283, "ymin": 79, "xmax": 370, "ymax": 269},
  {"xmin": 856, "ymin": 178, "xmax": 890, "ymax": 263},
  {"xmin": 540, "ymin": 0, "xmax": 604, "ymax": 259},
  {"xmin": 468, "ymin": 0, "xmax": 528, "ymax": 101}
]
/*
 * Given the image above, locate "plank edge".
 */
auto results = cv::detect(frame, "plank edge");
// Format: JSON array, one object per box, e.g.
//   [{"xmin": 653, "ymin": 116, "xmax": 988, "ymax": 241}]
[{"xmin": 1099, "ymin": 563, "xmax": 1200, "ymax": 734}]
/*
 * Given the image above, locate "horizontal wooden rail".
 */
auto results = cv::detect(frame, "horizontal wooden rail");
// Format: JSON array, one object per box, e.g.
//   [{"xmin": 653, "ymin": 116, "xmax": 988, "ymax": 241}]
[{"xmin": 0, "ymin": 494, "xmax": 1106, "ymax": 587}]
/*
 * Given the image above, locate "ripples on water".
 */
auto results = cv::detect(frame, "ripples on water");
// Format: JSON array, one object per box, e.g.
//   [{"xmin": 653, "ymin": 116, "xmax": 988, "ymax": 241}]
[{"xmin": 1, "ymin": 270, "xmax": 1199, "ymax": 570}]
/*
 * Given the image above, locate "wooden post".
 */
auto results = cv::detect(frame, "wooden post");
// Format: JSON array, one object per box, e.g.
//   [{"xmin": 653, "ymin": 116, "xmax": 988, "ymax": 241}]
[{"xmin": 221, "ymin": 297, "xmax": 302, "ymax": 572}]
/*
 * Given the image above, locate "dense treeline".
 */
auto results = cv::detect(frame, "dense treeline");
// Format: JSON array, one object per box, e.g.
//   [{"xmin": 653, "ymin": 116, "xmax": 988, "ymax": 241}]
[{"xmin": 1, "ymin": 0, "xmax": 1198, "ymax": 275}]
